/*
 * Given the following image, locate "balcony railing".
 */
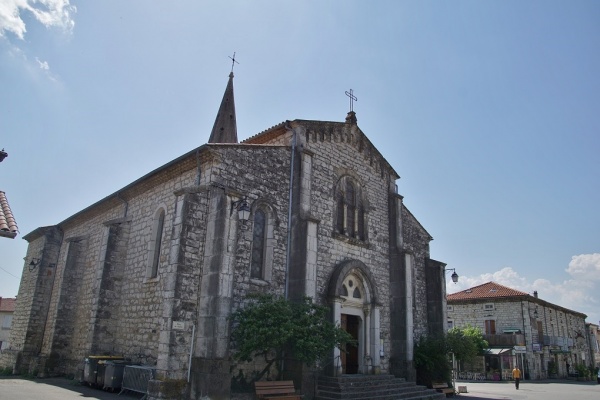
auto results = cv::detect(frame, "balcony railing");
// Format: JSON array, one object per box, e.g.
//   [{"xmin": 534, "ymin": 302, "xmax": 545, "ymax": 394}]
[
  {"xmin": 542, "ymin": 335, "xmax": 573, "ymax": 347},
  {"xmin": 483, "ymin": 334, "xmax": 525, "ymax": 347}
]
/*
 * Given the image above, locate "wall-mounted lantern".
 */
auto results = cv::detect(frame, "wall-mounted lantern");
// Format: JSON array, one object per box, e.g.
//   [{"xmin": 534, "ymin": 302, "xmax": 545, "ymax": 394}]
[
  {"xmin": 28, "ymin": 258, "xmax": 41, "ymax": 271},
  {"xmin": 230, "ymin": 196, "xmax": 250, "ymax": 224},
  {"xmin": 445, "ymin": 268, "xmax": 459, "ymax": 284}
]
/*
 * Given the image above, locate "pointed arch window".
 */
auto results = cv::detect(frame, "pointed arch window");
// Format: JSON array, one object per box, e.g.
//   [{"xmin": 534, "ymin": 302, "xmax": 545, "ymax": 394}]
[
  {"xmin": 334, "ymin": 176, "xmax": 367, "ymax": 242},
  {"xmin": 346, "ymin": 181, "xmax": 355, "ymax": 237},
  {"xmin": 146, "ymin": 207, "xmax": 165, "ymax": 279},
  {"xmin": 251, "ymin": 209, "xmax": 266, "ymax": 279},
  {"xmin": 250, "ymin": 203, "xmax": 275, "ymax": 282},
  {"xmin": 336, "ymin": 190, "xmax": 345, "ymax": 234}
]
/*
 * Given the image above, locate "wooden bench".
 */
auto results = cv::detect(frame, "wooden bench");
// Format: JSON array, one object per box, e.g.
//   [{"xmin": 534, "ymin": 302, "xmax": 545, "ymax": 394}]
[
  {"xmin": 432, "ymin": 382, "xmax": 454, "ymax": 397},
  {"xmin": 254, "ymin": 380, "xmax": 303, "ymax": 400}
]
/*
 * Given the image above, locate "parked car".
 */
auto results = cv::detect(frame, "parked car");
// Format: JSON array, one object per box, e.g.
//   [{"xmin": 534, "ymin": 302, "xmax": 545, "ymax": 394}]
[{"xmin": 597, "ymin": 369, "xmax": 600, "ymax": 384}]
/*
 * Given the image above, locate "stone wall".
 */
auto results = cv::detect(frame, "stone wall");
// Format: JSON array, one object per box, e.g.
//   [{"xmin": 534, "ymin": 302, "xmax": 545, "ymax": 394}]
[{"xmin": 4, "ymin": 118, "xmax": 443, "ymax": 399}]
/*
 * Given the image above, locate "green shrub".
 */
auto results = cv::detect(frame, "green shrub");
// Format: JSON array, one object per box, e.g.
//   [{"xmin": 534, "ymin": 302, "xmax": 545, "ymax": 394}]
[{"xmin": 414, "ymin": 335, "xmax": 450, "ymax": 387}]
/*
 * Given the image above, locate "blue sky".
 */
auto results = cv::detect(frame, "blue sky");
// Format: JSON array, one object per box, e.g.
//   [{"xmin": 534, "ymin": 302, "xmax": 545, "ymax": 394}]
[{"xmin": 1, "ymin": 1, "xmax": 599, "ymax": 325}]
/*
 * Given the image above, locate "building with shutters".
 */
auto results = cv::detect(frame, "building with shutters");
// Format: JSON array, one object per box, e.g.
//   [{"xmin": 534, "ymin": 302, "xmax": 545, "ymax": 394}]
[{"xmin": 447, "ymin": 282, "xmax": 592, "ymax": 380}]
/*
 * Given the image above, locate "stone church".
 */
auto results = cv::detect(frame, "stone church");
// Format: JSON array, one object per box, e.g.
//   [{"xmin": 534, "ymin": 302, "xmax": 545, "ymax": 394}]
[{"xmin": 1, "ymin": 71, "xmax": 448, "ymax": 399}]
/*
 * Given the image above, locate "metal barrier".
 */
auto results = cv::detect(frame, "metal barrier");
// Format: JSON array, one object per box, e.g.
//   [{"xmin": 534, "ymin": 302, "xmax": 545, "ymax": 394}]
[
  {"xmin": 103, "ymin": 360, "xmax": 136, "ymax": 391},
  {"xmin": 120, "ymin": 365, "xmax": 155, "ymax": 399}
]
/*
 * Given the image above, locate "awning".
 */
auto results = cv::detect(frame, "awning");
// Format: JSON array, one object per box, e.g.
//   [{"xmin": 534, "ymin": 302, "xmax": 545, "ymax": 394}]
[{"xmin": 484, "ymin": 348, "xmax": 512, "ymax": 355}]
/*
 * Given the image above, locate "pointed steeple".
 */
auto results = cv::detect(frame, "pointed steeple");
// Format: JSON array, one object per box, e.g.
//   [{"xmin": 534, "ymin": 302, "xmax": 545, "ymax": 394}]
[{"xmin": 208, "ymin": 72, "xmax": 238, "ymax": 143}]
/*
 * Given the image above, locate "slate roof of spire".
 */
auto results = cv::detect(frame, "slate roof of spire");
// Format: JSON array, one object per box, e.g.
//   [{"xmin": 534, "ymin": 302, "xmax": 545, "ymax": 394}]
[
  {"xmin": 447, "ymin": 281, "xmax": 529, "ymax": 301},
  {"xmin": 208, "ymin": 72, "xmax": 238, "ymax": 144},
  {"xmin": 0, "ymin": 191, "xmax": 18, "ymax": 239}
]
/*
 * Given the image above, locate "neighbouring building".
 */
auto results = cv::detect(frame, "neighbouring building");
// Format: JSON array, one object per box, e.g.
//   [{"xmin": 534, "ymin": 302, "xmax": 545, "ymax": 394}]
[
  {"xmin": 447, "ymin": 282, "xmax": 591, "ymax": 381},
  {"xmin": 587, "ymin": 322, "xmax": 600, "ymax": 369},
  {"xmin": 0, "ymin": 297, "xmax": 16, "ymax": 351},
  {"xmin": 0, "ymin": 72, "xmax": 449, "ymax": 399}
]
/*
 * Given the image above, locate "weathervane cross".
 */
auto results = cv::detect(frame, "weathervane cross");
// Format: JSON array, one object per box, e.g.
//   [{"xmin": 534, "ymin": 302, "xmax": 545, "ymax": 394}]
[
  {"xmin": 345, "ymin": 89, "xmax": 357, "ymax": 112},
  {"xmin": 229, "ymin": 52, "xmax": 239, "ymax": 73}
]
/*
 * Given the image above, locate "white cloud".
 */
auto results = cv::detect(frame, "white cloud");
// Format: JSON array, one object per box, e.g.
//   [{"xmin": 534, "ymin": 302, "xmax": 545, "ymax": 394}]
[
  {"xmin": 36, "ymin": 56, "xmax": 49, "ymax": 70},
  {"xmin": 566, "ymin": 253, "xmax": 600, "ymax": 280},
  {"xmin": 0, "ymin": 0, "xmax": 76, "ymax": 40},
  {"xmin": 448, "ymin": 254, "xmax": 600, "ymax": 325}
]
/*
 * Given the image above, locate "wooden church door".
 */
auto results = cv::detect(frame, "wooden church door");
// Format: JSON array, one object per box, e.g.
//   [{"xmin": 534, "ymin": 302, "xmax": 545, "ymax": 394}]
[{"xmin": 341, "ymin": 314, "xmax": 360, "ymax": 374}]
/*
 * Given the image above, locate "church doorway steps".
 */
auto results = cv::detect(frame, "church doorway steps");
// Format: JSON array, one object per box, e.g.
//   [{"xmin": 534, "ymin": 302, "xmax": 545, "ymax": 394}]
[{"xmin": 315, "ymin": 375, "xmax": 445, "ymax": 400}]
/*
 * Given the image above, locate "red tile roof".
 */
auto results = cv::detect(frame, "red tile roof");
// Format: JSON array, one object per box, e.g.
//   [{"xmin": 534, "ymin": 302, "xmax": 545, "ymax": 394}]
[
  {"xmin": 0, "ymin": 297, "xmax": 16, "ymax": 312},
  {"xmin": 447, "ymin": 281, "xmax": 529, "ymax": 301},
  {"xmin": 0, "ymin": 191, "xmax": 18, "ymax": 239}
]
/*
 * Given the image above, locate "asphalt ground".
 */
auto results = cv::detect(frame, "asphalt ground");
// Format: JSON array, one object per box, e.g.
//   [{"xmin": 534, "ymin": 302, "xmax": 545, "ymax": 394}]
[
  {"xmin": 0, "ymin": 376, "xmax": 143, "ymax": 400},
  {"xmin": 0, "ymin": 376, "xmax": 599, "ymax": 400},
  {"xmin": 453, "ymin": 378, "xmax": 600, "ymax": 400}
]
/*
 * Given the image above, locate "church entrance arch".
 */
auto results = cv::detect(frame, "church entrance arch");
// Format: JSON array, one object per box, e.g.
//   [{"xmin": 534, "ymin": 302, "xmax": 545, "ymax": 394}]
[{"xmin": 328, "ymin": 260, "xmax": 381, "ymax": 375}]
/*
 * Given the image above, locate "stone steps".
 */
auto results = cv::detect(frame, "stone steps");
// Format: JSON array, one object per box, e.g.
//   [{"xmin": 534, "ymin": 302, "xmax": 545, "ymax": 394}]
[{"xmin": 315, "ymin": 375, "xmax": 446, "ymax": 400}]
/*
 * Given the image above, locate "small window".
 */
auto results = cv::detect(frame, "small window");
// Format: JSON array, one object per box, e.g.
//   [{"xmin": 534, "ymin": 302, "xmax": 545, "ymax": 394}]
[
  {"xmin": 447, "ymin": 320, "xmax": 454, "ymax": 330},
  {"xmin": 447, "ymin": 305, "xmax": 454, "ymax": 312},
  {"xmin": 484, "ymin": 303, "xmax": 494, "ymax": 311},
  {"xmin": 2, "ymin": 315, "xmax": 12, "ymax": 329},
  {"xmin": 485, "ymin": 319, "xmax": 496, "ymax": 334}
]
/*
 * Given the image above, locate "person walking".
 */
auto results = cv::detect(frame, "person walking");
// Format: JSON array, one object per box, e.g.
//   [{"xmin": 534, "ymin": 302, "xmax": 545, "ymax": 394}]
[{"xmin": 512, "ymin": 366, "xmax": 522, "ymax": 389}]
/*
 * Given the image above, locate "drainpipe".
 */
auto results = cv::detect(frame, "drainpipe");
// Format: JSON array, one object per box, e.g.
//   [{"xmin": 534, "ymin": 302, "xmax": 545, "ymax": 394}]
[{"xmin": 283, "ymin": 121, "xmax": 296, "ymax": 300}]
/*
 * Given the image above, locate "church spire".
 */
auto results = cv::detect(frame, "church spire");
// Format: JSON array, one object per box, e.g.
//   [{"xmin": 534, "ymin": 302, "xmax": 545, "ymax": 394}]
[{"xmin": 208, "ymin": 71, "xmax": 238, "ymax": 144}]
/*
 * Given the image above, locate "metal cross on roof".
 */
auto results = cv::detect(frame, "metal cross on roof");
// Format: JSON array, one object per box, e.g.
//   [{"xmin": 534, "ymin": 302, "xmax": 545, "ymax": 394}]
[
  {"xmin": 345, "ymin": 89, "xmax": 357, "ymax": 112},
  {"xmin": 229, "ymin": 52, "xmax": 239, "ymax": 73}
]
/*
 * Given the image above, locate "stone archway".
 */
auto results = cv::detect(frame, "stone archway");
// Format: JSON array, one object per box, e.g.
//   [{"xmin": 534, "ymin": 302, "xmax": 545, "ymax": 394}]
[{"xmin": 327, "ymin": 260, "xmax": 381, "ymax": 375}]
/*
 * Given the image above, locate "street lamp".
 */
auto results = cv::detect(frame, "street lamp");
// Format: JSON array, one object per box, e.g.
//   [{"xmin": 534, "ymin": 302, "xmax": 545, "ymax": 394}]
[{"xmin": 445, "ymin": 268, "xmax": 459, "ymax": 283}]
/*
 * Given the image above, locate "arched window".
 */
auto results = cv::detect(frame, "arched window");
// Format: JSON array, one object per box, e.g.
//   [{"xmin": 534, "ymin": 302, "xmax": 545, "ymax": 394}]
[
  {"xmin": 336, "ymin": 190, "xmax": 345, "ymax": 234},
  {"xmin": 334, "ymin": 176, "xmax": 367, "ymax": 241},
  {"xmin": 249, "ymin": 203, "xmax": 276, "ymax": 282},
  {"xmin": 146, "ymin": 207, "xmax": 165, "ymax": 279},
  {"xmin": 346, "ymin": 181, "xmax": 355, "ymax": 236},
  {"xmin": 250, "ymin": 209, "xmax": 266, "ymax": 279}
]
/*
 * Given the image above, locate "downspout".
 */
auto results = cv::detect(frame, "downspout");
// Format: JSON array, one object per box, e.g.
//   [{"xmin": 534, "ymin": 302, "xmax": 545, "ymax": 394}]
[
  {"xmin": 520, "ymin": 300, "xmax": 526, "ymax": 375},
  {"xmin": 284, "ymin": 121, "xmax": 296, "ymax": 300}
]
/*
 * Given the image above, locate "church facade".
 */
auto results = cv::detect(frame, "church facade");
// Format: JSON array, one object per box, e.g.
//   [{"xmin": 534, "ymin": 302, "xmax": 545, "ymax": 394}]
[{"xmin": 1, "ymin": 73, "xmax": 448, "ymax": 399}]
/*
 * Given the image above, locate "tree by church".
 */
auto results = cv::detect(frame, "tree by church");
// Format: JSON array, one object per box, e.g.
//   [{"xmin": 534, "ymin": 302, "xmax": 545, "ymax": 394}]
[{"xmin": 231, "ymin": 294, "xmax": 353, "ymax": 380}]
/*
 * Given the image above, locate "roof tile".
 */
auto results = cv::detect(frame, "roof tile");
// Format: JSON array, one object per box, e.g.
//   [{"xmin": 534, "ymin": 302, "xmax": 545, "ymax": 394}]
[
  {"xmin": 0, "ymin": 191, "xmax": 18, "ymax": 239},
  {"xmin": 0, "ymin": 297, "xmax": 16, "ymax": 312},
  {"xmin": 447, "ymin": 281, "xmax": 529, "ymax": 301}
]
